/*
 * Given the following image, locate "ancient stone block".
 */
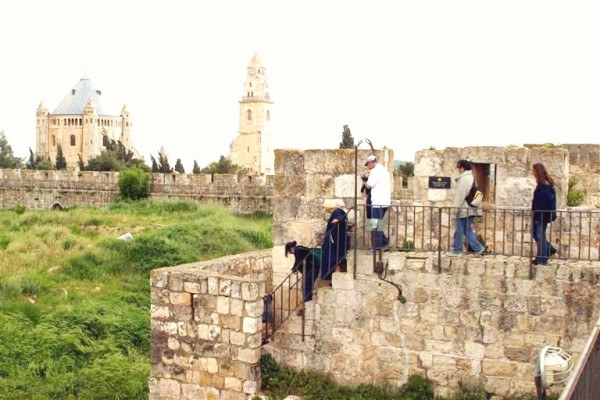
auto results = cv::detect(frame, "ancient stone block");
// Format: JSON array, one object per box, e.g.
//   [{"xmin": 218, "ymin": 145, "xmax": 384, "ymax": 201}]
[
  {"xmin": 168, "ymin": 275, "xmax": 184, "ymax": 291},
  {"xmin": 219, "ymin": 315, "xmax": 240, "ymax": 331},
  {"xmin": 170, "ymin": 292, "xmax": 192, "ymax": 306},
  {"xmin": 242, "ymin": 317, "xmax": 258, "ymax": 334},
  {"xmin": 208, "ymin": 276, "xmax": 219, "ymax": 295},
  {"xmin": 504, "ymin": 347, "xmax": 531, "ymax": 363},
  {"xmin": 216, "ymin": 296, "xmax": 230, "ymax": 314},
  {"xmin": 157, "ymin": 378, "xmax": 181, "ymax": 398},
  {"xmin": 482, "ymin": 359, "xmax": 517, "ymax": 377}
]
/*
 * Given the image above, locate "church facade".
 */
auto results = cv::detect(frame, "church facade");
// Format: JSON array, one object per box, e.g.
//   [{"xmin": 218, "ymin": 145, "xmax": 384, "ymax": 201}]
[
  {"xmin": 35, "ymin": 77, "xmax": 132, "ymax": 169},
  {"xmin": 229, "ymin": 53, "xmax": 275, "ymax": 175}
]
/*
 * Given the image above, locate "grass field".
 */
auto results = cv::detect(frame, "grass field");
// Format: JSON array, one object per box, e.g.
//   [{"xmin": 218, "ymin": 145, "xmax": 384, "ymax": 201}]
[{"xmin": 0, "ymin": 200, "xmax": 272, "ymax": 399}]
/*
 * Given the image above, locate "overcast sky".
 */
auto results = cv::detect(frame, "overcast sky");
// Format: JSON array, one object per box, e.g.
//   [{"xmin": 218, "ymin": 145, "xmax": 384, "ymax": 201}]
[{"xmin": 1, "ymin": 1, "xmax": 599, "ymax": 170}]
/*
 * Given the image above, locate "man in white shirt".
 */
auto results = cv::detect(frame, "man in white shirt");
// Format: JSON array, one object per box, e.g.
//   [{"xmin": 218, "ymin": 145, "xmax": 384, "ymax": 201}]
[{"xmin": 364, "ymin": 155, "xmax": 391, "ymax": 249}]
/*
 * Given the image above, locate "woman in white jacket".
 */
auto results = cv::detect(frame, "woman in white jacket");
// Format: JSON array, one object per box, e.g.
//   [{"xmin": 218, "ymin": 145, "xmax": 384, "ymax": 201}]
[{"xmin": 449, "ymin": 160, "xmax": 484, "ymax": 256}]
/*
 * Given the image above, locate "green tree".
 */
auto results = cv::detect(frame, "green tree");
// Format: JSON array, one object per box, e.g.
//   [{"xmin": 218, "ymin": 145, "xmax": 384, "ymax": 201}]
[
  {"xmin": 395, "ymin": 161, "xmax": 414, "ymax": 188},
  {"xmin": 26, "ymin": 148, "xmax": 38, "ymax": 169},
  {"xmin": 77, "ymin": 154, "xmax": 85, "ymax": 171},
  {"xmin": 192, "ymin": 160, "xmax": 201, "ymax": 174},
  {"xmin": 86, "ymin": 139, "xmax": 148, "ymax": 172},
  {"xmin": 117, "ymin": 167, "xmax": 151, "ymax": 200},
  {"xmin": 201, "ymin": 155, "xmax": 239, "ymax": 175},
  {"xmin": 338, "ymin": 125, "xmax": 354, "ymax": 149},
  {"xmin": 150, "ymin": 155, "xmax": 159, "ymax": 172},
  {"xmin": 0, "ymin": 131, "xmax": 23, "ymax": 168},
  {"xmin": 158, "ymin": 152, "xmax": 172, "ymax": 173},
  {"xmin": 25, "ymin": 148, "xmax": 53, "ymax": 170},
  {"xmin": 174, "ymin": 158, "xmax": 185, "ymax": 173},
  {"xmin": 55, "ymin": 144, "xmax": 67, "ymax": 170}
]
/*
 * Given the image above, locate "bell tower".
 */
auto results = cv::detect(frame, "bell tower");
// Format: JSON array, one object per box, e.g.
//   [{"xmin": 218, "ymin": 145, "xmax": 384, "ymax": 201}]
[{"xmin": 229, "ymin": 53, "xmax": 274, "ymax": 175}]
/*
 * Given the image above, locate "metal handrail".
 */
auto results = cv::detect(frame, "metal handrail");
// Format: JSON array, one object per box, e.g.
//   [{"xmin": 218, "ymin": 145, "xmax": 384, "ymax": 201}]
[
  {"xmin": 262, "ymin": 212, "xmax": 353, "ymax": 344},
  {"xmin": 264, "ymin": 205, "xmax": 600, "ymax": 344}
]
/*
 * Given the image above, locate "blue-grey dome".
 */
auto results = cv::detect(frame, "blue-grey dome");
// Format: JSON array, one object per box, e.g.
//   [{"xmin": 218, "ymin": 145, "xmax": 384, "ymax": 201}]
[{"xmin": 52, "ymin": 77, "xmax": 110, "ymax": 115}]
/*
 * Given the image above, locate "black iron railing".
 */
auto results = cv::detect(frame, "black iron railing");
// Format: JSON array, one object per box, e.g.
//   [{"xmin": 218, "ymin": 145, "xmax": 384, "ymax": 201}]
[
  {"xmin": 264, "ymin": 205, "xmax": 600, "ymax": 344},
  {"xmin": 353, "ymin": 205, "xmax": 600, "ymax": 262},
  {"xmin": 262, "ymin": 216, "xmax": 351, "ymax": 344}
]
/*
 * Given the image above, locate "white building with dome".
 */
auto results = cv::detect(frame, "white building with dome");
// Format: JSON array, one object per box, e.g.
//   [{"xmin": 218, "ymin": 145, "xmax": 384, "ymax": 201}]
[{"xmin": 35, "ymin": 76, "xmax": 132, "ymax": 169}]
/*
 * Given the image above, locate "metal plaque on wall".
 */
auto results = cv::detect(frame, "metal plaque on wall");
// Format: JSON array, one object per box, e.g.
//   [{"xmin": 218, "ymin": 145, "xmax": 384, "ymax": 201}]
[{"xmin": 428, "ymin": 176, "xmax": 451, "ymax": 189}]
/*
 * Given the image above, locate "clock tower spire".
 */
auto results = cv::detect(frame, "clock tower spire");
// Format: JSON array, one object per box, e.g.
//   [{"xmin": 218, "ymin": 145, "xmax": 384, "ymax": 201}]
[{"xmin": 229, "ymin": 53, "xmax": 274, "ymax": 175}]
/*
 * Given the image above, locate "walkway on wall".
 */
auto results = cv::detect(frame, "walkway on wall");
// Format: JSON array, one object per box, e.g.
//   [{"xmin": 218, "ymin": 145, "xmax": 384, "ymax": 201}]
[{"xmin": 264, "ymin": 205, "xmax": 600, "ymax": 346}]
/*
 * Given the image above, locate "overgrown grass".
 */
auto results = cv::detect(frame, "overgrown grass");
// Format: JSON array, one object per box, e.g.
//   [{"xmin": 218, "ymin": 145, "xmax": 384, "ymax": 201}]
[
  {"xmin": 259, "ymin": 354, "xmax": 554, "ymax": 400},
  {"xmin": 0, "ymin": 200, "xmax": 272, "ymax": 399}
]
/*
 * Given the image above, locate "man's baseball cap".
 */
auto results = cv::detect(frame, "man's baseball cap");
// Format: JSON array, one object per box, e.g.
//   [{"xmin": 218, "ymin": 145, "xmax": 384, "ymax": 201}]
[{"xmin": 364, "ymin": 155, "xmax": 377, "ymax": 166}]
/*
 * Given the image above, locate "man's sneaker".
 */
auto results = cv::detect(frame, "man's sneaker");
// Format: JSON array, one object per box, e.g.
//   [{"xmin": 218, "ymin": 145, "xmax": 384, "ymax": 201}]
[{"xmin": 446, "ymin": 252, "xmax": 462, "ymax": 257}]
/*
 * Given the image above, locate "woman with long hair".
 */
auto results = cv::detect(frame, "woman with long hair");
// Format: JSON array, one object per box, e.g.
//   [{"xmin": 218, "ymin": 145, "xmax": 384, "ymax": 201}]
[
  {"xmin": 531, "ymin": 163, "xmax": 558, "ymax": 265},
  {"xmin": 284, "ymin": 241, "xmax": 321, "ymax": 315}
]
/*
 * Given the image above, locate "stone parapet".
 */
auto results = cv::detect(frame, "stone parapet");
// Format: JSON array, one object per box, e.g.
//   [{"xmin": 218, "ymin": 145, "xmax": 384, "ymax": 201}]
[
  {"xmin": 0, "ymin": 169, "xmax": 273, "ymax": 213},
  {"xmin": 149, "ymin": 250, "xmax": 271, "ymax": 400},
  {"xmin": 266, "ymin": 253, "xmax": 600, "ymax": 396}
]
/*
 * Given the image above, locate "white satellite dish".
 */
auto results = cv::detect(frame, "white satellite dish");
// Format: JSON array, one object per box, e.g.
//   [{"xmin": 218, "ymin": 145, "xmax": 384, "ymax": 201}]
[{"xmin": 535, "ymin": 346, "xmax": 574, "ymax": 388}]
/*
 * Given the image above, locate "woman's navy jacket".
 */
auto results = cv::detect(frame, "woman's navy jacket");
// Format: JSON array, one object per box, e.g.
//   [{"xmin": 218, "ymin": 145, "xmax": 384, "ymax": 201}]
[{"xmin": 532, "ymin": 184, "xmax": 557, "ymax": 223}]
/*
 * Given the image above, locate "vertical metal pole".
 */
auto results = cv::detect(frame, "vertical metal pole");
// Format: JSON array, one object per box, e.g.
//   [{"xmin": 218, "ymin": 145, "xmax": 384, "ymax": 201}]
[
  {"xmin": 529, "ymin": 211, "xmax": 534, "ymax": 280},
  {"xmin": 437, "ymin": 207, "xmax": 442, "ymax": 273},
  {"xmin": 353, "ymin": 147, "xmax": 358, "ymax": 280}
]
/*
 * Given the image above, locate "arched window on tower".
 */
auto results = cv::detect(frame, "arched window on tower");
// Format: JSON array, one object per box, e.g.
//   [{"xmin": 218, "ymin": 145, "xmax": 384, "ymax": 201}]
[
  {"xmin": 70, "ymin": 135, "xmax": 76, "ymax": 146},
  {"xmin": 247, "ymin": 109, "xmax": 252, "ymax": 121},
  {"xmin": 266, "ymin": 110, "xmax": 270, "ymax": 121}
]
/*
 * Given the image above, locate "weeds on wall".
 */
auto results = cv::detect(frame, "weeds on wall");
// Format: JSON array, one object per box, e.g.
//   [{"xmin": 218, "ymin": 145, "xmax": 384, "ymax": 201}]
[
  {"xmin": 258, "ymin": 354, "xmax": 557, "ymax": 400},
  {"xmin": 567, "ymin": 178, "xmax": 586, "ymax": 207}
]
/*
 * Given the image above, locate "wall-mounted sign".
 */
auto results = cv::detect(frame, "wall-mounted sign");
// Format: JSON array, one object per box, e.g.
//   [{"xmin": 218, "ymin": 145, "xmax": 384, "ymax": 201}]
[{"xmin": 428, "ymin": 176, "xmax": 451, "ymax": 189}]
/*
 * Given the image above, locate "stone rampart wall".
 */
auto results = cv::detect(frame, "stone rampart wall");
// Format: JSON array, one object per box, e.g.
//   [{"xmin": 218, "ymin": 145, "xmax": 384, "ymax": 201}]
[
  {"xmin": 560, "ymin": 144, "xmax": 600, "ymax": 207},
  {"xmin": 272, "ymin": 148, "xmax": 394, "ymax": 282},
  {"xmin": 414, "ymin": 146, "xmax": 569, "ymax": 209},
  {"xmin": 0, "ymin": 169, "xmax": 273, "ymax": 214},
  {"xmin": 265, "ymin": 252, "xmax": 600, "ymax": 396},
  {"xmin": 149, "ymin": 250, "xmax": 271, "ymax": 400}
]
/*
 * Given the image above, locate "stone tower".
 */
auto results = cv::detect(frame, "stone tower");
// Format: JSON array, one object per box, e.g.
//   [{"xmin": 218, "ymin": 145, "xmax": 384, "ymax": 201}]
[
  {"xmin": 35, "ymin": 76, "xmax": 133, "ymax": 170},
  {"xmin": 229, "ymin": 53, "xmax": 275, "ymax": 175}
]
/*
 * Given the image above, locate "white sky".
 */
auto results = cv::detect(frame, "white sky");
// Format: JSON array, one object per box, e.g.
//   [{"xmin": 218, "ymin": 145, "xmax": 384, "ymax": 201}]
[{"xmin": 1, "ymin": 1, "xmax": 599, "ymax": 170}]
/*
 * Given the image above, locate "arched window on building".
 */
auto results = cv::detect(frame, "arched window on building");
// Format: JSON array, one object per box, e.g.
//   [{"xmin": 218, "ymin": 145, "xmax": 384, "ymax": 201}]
[
  {"xmin": 266, "ymin": 110, "xmax": 270, "ymax": 121},
  {"xmin": 70, "ymin": 135, "xmax": 76, "ymax": 146},
  {"xmin": 102, "ymin": 135, "xmax": 109, "ymax": 147},
  {"xmin": 52, "ymin": 135, "xmax": 56, "ymax": 146},
  {"xmin": 247, "ymin": 109, "xmax": 252, "ymax": 121}
]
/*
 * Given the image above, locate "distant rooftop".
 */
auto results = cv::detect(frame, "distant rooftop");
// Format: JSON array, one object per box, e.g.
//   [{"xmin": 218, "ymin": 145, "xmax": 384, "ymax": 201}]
[{"xmin": 52, "ymin": 77, "xmax": 111, "ymax": 115}]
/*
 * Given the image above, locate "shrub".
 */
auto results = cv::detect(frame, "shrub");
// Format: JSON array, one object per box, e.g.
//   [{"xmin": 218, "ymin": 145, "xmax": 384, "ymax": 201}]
[
  {"xmin": 12, "ymin": 204, "xmax": 26, "ymax": 215},
  {"xmin": 567, "ymin": 178, "xmax": 585, "ymax": 207},
  {"xmin": 117, "ymin": 168, "xmax": 150, "ymax": 201}
]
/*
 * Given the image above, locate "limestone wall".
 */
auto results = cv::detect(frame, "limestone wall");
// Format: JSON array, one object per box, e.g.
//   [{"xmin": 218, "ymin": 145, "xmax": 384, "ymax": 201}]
[
  {"xmin": 0, "ymin": 169, "xmax": 273, "ymax": 214},
  {"xmin": 149, "ymin": 250, "xmax": 271, "ymax": 400},
  {"xmin": 414, "ymin": 146, "xmax": 569, "ymax": 209},
  {"xmin": 266, "ymin": 253, "xmax": 600, "ymax": 396},
  {"xmin": 560, "ymin": 144, "xmax": 600, "ymax": 207},
  {"xmin": 272, "ymin": 148, "xmax": 394, "ymax": 281}
]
